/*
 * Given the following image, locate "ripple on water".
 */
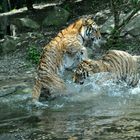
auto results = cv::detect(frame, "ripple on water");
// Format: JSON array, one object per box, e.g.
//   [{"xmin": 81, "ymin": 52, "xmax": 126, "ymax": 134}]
[{"xmin": 0, "ymin": 75, "xmax": 140, "ymax": 139}]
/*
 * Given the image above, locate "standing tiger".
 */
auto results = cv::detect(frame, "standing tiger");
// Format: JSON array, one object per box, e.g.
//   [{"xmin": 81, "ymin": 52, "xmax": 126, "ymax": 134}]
[
  {"xmin": 32, "ymin": 16, "xmax": 101, "ymax": 102},
  {"xmin": 73, "ymin": 50, "xmax": 140, "ymax": 86}
]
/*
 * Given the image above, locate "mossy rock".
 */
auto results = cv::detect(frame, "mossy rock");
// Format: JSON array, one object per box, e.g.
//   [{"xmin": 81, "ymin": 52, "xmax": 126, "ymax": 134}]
[
  {"xmin": 2, "ymin": 36, "xmax": 18, "ymax": 54},
  {"xmin": 124, "ymin": 14, "xmax": 140, "ymax": 36},
  {"xmin": 19, "ymin": 18, "xmax": 40, "ymax": 29},
  {"xmin": 12, "ymin": 18, "xmax": 40, "ymax": 32},
  {"xmin": 43, "ymin": 6, "xmax": 70, "ymax": 27}
]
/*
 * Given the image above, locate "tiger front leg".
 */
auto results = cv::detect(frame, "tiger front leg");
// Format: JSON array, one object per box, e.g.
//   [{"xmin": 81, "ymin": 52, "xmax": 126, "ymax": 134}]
[
  {"xmin": 80, "ymin": 46, "xmax": 88, "ymax": 60},
  {"xmin": 65, "ymin": 46, "xmax": 88, "ymax": 71}
]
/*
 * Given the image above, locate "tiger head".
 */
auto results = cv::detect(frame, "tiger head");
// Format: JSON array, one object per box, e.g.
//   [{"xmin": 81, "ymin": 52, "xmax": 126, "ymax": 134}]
[
  {"xmin": 73, "ymin": 59, "xmax": 101, "ymax": 84},
  {"xmin": 80, "ymin": 16, "xmax": 101, "ymax": 49}
]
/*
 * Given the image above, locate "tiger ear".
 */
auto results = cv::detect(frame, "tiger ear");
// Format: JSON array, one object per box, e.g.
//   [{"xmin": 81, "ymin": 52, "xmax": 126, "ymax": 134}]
[
  {"xmin": 84, "ymin": 16, "xmax": 94, "ymax": 25},
  {"xmin": 87, "ymin": 15, "xmax": 94, "ymax": 20},
  {"xmin": 82, "ymin": 15, "xmax": 92, "ymax": 25}
]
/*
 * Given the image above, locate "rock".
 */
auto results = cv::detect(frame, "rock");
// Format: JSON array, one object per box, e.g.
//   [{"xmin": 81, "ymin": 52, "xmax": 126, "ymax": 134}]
[
  {"xmin": 12, "ymin": 18, "xmax": 40, "ymax": 33},
  {"xmin": 2, "ymin": 36, "xmax": 18, "ymax": 54},
  {"xmin": 100, "ymin": 14, "xmax": 126, "ymax": 34},
  {"xmin": 43, "ymin": 7, "xmax": 70, "ymax": 27},
  {"xmin": 100, "ymin": 16, "xmax": 114, "ymax": 34},
  {"xmin": 101, "ymin": 11, "xmax": 140, "ymax": 38},
  {"xmin": 19, "ymin": 18, "xmax": 40, "ymax": 29},
  {"xmin": 0, "ymin": 86, "xmax": 16, "ymax": 97},
  {"xmin": 95, "ymin": 10, "xmax": 111, "ymax": 25},
  {"xmin": 0, "ymin": 82, "xmax": 32, "ymax": 98},
  {"xmin": 123, "ymin": 14, "xmax": 140, "ymax": 37}
]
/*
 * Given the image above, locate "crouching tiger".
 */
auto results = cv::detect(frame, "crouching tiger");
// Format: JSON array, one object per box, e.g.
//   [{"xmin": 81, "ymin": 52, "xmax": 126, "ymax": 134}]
[
  {"xmin": 73, "ymin": 50, "xmax": 140, "ymax": 86},
  {"xmin": 32, "ymin": 16, "xmax": 101, "ymax": 102}
]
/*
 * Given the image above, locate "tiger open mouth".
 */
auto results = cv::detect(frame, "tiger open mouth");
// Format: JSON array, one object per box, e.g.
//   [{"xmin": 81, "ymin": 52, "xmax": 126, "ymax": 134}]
[{"xmin": 80, "ymin": 81, "xmax": 84, "ymax": 85}]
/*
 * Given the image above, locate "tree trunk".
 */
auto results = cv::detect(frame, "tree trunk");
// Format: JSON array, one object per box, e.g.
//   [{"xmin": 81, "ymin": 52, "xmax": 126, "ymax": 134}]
[
  {"xmin": 26, "ymin": 0, "xmax": 34, "ymax": 10},
  {"xmin": 0, "ymin": 0, "xmax": 10, "ymax": 38}
]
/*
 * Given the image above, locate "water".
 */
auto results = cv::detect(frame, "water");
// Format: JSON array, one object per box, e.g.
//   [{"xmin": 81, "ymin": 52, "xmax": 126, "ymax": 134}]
[{"xmin": 0, "ymin": 76, "xmax": 140, "ymax": 140}]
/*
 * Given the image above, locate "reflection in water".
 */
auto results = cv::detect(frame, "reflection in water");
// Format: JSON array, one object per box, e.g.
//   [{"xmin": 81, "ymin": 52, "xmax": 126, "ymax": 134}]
[{"xmin": 0, "ymin": 77, "xmax": 140, "ymax": 140}]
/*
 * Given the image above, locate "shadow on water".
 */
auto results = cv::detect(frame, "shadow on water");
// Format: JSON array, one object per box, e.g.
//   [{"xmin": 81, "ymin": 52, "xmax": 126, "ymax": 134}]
[{"xmin": 0, "ymin": 75, "xmax": 140, "ymax": 140}]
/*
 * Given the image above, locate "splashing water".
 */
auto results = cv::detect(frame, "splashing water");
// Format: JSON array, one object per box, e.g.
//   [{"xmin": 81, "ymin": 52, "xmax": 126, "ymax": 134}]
[{"xmin": 0, "ymin": 72, "xmax": 140, "ymax": 140}]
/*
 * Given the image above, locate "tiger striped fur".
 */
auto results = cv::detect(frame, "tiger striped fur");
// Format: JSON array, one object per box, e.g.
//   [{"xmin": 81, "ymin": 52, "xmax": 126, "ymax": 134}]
[
  {"xmin": 32, "ymin": 16, "xmax": 101, "ymax": 101},
  {"xmin": 73, "ymin": 50, "xmax": 140, "ymax": 86}
]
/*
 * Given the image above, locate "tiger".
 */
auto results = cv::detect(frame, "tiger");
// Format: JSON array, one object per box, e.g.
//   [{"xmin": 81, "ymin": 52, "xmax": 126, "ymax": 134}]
[
  {"xmin": 32, "ymin": 15, "xmax": 101, "ymax": 102},
  {"xmin": 73, "ymin": 50, "xmax": 140, "ymax": 87}
]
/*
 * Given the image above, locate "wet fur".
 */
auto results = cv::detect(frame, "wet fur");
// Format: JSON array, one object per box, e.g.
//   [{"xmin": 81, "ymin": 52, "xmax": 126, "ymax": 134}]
[
  {"xmin": 32, "ymin": 16, "xmax": 101, "ymax": 101},
  {"xmin": 73, "ymin": 50, "xmax": 140, "ymax": 86}
]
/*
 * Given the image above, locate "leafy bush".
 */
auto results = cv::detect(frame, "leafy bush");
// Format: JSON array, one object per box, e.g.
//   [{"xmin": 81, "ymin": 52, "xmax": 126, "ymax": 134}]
[{"xmin": 27, "ymin": 45, "xmax": 40, "ymax": 64}]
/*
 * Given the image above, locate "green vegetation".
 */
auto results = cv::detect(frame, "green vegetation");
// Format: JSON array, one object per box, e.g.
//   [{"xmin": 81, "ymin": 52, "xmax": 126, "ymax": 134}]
[
  {"xmin": 105, "ymin": 38, "xmax": 139, "ymax": 51},
  {"xmin": 62, "ymin": 3, "xmax": 71, "ymax": 12},
  {"xmin": 27, "ymin": 44, "xmax": 40, "ymax": 64},
  {"xmin": 108, "ymin": 0, "xmax": 140, "ymax": 47}
]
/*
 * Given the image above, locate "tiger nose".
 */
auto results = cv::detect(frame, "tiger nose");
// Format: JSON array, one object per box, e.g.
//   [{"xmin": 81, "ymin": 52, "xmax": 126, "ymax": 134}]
[
  {"xmin": 98, "ymin": 36, "xmax": 101, "ymax": 40},
  {"xmin": 80, "ymin": 81, "xmax": 84, "ymax": 85}
]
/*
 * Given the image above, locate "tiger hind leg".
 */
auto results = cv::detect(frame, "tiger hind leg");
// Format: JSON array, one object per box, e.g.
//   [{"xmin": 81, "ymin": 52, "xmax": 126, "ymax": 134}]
[
  {"xmin": 32, "ymin": 79, "xmax": 42, "ymax": 102},
  {"xmin": 39, "ymin": 87, "xmax": 51, "ymax": 101},
  {"xmin": 32, "ymin": 74, "xmax": 67, "ymax": 102}
]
